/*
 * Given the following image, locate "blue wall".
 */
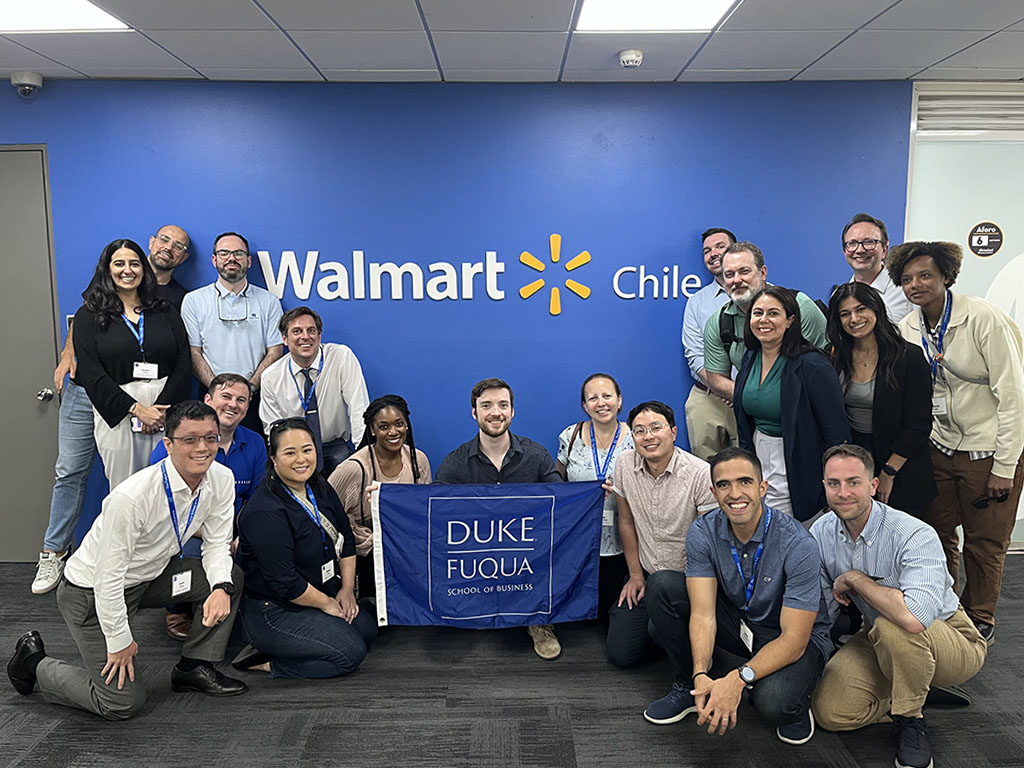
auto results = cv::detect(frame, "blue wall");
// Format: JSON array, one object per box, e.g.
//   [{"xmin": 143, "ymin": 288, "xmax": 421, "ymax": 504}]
[{"xmin": 0, "ymin": 80, "xmax": 912, "ymax": 536}]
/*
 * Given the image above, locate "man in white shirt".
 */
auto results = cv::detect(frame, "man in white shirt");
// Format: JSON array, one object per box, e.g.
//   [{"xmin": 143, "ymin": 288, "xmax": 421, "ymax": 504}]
[
  {"xmin": 260, "ymin": 306, "xmax": 369, "ymax": 476},
  {"xmin": 836, "ymin": 213, "xmax": 913, "ymax": 322},
  {"xmin": 7, "ymin": 401, "xmax": 247, "ymax": 720}
]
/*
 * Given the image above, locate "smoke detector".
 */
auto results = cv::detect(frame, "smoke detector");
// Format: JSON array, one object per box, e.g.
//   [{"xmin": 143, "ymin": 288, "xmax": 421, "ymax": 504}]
[{"xmin": 618, "ymin": 49, "xmax": 644, "ymax": 68}]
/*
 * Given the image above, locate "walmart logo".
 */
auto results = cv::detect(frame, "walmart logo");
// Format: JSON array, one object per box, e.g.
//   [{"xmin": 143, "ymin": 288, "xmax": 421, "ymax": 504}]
[{"xmin": 518, "ymin": 234, "xmax": 591, "ymax": 316}]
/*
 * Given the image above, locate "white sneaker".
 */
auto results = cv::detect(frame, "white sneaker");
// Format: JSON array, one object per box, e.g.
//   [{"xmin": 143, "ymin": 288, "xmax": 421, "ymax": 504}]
[
  {"xmin": 527, "ymin": 624, "xmax": 561, "ymax": 660},
  {"xmin": 31, "ymin": 551, "xmax": 67, "ymax": 595}
]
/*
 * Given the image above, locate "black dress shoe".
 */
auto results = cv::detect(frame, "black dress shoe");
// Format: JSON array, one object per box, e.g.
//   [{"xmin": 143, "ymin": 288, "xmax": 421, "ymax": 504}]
[
  {"xmin": 7, "ymin": 631, "xmax": 46, "ymax": 695},
  {"xmin": 231, "ymin": 644, "xmax": 273, "ymax": 671},
  {"xmin": 925, "ymin": 683, "xmax": 972, "ymax": 707},
  {"xmin": 171, "ymin": 663, "xmax": 248, "ymax": 696}
]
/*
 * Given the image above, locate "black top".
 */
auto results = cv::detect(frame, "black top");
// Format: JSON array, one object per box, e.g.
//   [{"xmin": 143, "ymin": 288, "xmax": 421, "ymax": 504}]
[
  {"xmin": 434, "ymin": 432, "xmax": 562, "ymax": 484},
  {"xmin": 156, "ymin": 278, "xmax": 187, "ymax": 311},
  {"xmin": 237, "ymin": 482, "xmax": 357, "ymax": 609},
  {"xmin": 73, "ymin": 304, "xmax": 191, "ymax": 427}
]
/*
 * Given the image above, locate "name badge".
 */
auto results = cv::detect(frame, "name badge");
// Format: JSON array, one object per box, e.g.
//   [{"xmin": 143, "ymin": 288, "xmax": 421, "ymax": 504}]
[
  {"xmin": 171, "ymin": 570, "xmax": 192, "ymax": 598},
  {"xmin": 321, "ymin": 560, "xmax": 336, "ymax": 584},
  {"xmin": 932, "ymin": 396, "xmax": 948, "ymax": 416},
  {"xmin": 133, "ymin": 361, "xmax": 159, "ymax": 379},
  {"xmin": 602, "ymin": 504, "xmax": 614, "ymax": 527},
  {"xmin": 739, "ymin": 619, "xmax": 754, "ymax": 653}
]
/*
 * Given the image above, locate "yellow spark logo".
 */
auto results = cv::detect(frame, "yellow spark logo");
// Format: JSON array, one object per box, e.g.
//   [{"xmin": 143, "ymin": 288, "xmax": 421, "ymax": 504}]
[{"xmin": 518, "ymin": 233, "xmax": 591, "ymax": 316}]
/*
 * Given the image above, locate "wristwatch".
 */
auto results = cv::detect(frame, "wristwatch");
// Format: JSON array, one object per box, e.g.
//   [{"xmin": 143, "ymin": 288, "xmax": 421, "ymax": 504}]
[
  {"xmin": 881, "ymin": 463, "xmax": 898, "ymax": 477},
  {"xmin": 212, "ymin": 582, "xmax": 235, "ymax": 596},
  {"xmin": 737, "ymin": 664, "xmax": 756, "ymax": 688}
]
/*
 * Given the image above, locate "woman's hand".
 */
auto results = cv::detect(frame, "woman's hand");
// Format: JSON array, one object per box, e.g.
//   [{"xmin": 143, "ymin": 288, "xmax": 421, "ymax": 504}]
[
  {"xmin": 876, "ymin": 472, "xmax": 894, "ymax": 503},
  {"xmin": 336, "ymin": 588, "xmax": 359, "ymax": 624},
  {"xmin": 363, "ymin": 482, "xmax": 381, "ymax": 507},
  {"xmin": 133, "ymin": 403, "xmax": 168, "ymax": 429}
]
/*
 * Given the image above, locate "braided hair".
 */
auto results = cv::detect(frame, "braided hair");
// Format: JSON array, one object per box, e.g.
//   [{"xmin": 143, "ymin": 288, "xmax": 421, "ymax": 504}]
[{"xmin": 356, "ymin": 394, "xmax": 422, "ymax": 483}]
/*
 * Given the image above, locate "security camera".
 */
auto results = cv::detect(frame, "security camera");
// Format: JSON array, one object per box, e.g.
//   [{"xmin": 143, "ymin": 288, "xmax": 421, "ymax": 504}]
[{"xmin": 11, "ymin": 71, "xmax": 43, "ymax": 99}]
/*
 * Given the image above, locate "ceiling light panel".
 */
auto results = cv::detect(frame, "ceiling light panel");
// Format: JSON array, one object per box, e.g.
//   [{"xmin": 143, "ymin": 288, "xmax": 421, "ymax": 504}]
[
  {"xmin": 576, "ymin": 0, "xmax": 734, "ymax": 32},
  {"xmin": 0, "ymin": 0, "xmax": 128, "ymax": 32}
]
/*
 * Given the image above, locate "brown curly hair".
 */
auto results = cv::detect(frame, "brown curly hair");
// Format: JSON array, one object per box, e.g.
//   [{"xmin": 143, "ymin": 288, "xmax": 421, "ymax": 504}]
[{"xmin": 886, "ymin": 241, "xmax": 962, "ymax": 288}]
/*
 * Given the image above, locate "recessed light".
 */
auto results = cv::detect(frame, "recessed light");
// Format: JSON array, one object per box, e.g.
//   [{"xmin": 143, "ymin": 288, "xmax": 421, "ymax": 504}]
[
  {"xmin": 576, "ymin": 0, "xmax": 735, "ymax": 32},
  {"xmin": 0, "ymin": 0, "xmax": 128, "ymax": 33}
]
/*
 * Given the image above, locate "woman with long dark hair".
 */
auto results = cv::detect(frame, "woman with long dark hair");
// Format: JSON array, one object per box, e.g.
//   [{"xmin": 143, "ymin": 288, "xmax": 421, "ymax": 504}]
[
  {"xmin": 827, "ymin": 282, "xmax": 936, "ymax": 513},
  {"xmin": 74, "ymin": 238, "xmax": 190, "ymax": 486},
  {"xmin": 234, "ymin": 417, "xmax": 375, "ymax": 677},
  {"xmin": 733, "ymin": 286, "xmax": 850, "ymax": 521}
]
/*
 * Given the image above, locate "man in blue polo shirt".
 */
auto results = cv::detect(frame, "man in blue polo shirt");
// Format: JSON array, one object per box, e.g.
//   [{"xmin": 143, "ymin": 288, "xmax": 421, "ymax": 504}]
[
  {"xmin": 151, "ymin": 373, "xmax": 266, "ymax": 639},
  {"xmin": 661, "ymin": 447, "xmax": 829, "ymax": 745}
]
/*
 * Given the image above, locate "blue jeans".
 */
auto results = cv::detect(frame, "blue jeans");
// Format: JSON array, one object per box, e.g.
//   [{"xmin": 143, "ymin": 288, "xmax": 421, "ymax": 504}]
[
  {"xmin": 43, "ymin": 380, "xmax": 97, "ymax": 552},
  {"xmin": 240, "ymin": 595, "xmax": 376, "ymax": 679}
]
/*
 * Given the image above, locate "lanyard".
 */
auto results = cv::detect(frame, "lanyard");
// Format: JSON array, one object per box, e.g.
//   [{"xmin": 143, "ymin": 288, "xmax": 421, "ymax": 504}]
[
  {"xmin": 161, "ymin": 461, "xmax": 200, "ymax": 558},
  {"xmin": 919, "ymin": 290, "xmax": 952, "ymax": 383},
  {"xmin": 288, "ymin": 352, "xmax": 325, "ymax": 414},
  {"xmin": 589, "ymin": 421, "xmax": 621, "ymax": 480},
  {"xmin": 728, "ymin": 506, "xmax": 772, "ymax": 612},
  {"xmin": 285, "ymin": 484, "xmax": 328, "ymax": 553},
  {"xmin": 121, "ymin": 312, "xmax": 145, "ymax": 359}
]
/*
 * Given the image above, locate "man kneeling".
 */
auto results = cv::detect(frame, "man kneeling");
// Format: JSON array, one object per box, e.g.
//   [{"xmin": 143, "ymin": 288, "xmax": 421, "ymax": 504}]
[{"xmin": 7, "ymin": 401, "xmax": 247, "ymax": 719}]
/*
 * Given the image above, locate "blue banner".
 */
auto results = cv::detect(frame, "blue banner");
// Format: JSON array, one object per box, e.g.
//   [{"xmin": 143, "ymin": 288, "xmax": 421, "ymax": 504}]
[{"xmin": 371, "ymin": 481, "xmax": 604, "ymax": 628}]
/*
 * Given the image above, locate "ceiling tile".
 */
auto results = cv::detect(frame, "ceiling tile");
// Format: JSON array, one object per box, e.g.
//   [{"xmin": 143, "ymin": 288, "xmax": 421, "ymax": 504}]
[
  {"xmin": 195, "ymin": 67, "xmax": 323, "ymax": 81},
  {"xmin": 939, "ymin": 31, "xmax": 1024, "ymax": 68},
  {"xmin": 677, "ymin": 69, "xmax": 800, "ymax": 81},
  {"xmin": 868, "ymin": 0, "xmax": 1024, "ymax": 31},
  {"xmin": 917, "ymin": 67, "xmax": 1024, "ymax": 80},
  {"xmin": 258, "ymin": 0, "xmax": 424, "ymax": 31},
  {"xmin": 446, "ymin": 69, "xmax": 557, "ymax": 82},
  {"xmin": 291, "ymin": 31, "xmax": 435, "ymax": 70},
  {"xmin": 813, "ymin": 29, "xmax": 988, "ymax": 68},
  {"xmin": 0, "ymin": 36, "xmax": 73, "ymax": 69},
  {"xmin": 794, "ymin": 67, "xmax": 919, "ymax": 80},
  {"xmin": 322, "ymin": 69, "xmax": 440, "ymax": 82},
  {"xmin": 4, "ymin": 31, "xmax": 184, "ymax": 69},
  {"xmin": 1, "ymin": 64, "xmax": 83, "ymax": 78},
  {"xmin": 81, "ymin": 67, "xmax": 203, "ymax": 79},
  {"xmin": 561, "ymin": 68, "xmax": 680, "ymax": 82},
  {"xmin": 146, "ymin": 30, "xmax": 310, "ymax": 69},
  {"xmin": 722, "ymin": 0, "xmax": 896, "ymax": 31},
  {"xmin": 566, "ymin": 32, "xmax": 705, "ymax": 71},
  {"xmin": 91, "ymin": 0, "xmax": 275, "ymax": 30},
  {"xmin": 420, "ymin": 0, "xmax": 573, "ymax": 32},
  {"xmin": 690, "ymin": 30, "xmax": 848, "ymax": 70},
  {"xmin": 432, "ymin": 31, "xmax": 566, "ymax": 70}
]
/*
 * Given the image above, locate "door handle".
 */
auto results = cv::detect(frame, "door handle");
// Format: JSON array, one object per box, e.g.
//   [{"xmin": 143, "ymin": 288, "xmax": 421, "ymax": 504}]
[{"xmin": 36, "ymin": 387, "xmax": 54, "ymax": 402}]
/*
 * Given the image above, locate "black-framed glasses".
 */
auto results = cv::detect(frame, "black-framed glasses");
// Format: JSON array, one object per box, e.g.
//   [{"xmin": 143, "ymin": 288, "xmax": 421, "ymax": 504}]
[
  {"xmin": 155, "ymin": 233, "xmax": 189, "ymax": 253},
  {"xmin": 843, "ymin": 238, "xmax": 883, "ymax": 252},
  {"xmin": 213, "ymin": 249, "xmax": 249, "ymax": 260}
]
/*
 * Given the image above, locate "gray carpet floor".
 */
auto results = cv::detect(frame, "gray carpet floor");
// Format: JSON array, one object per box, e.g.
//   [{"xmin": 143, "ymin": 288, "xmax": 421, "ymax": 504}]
[{"xmin": 2, "ymin": 558, "xmax": 1023, "ymax": 768}]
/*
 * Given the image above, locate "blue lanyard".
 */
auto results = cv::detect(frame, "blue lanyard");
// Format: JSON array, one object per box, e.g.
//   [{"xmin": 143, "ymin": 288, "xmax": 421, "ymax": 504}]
[
  {"xmin": 919, "ymin": 290, "xmax": 952, "ymax": 383},
  {"xmin": 589, "ymin": 421, "xmax": 621, "ymax": 480},
  {"xmin": 285, "ymin": 484, "xmax": 328, "ymax": 553},
  {"xmin": 728, "ymin": 506, "xmax": 772, "ymax": 612},
  {"xmin": 288, "ymin": 353, "xmax": 325, "ymax": 414},
  {"xmin": 121, "ymin": 312, "xmax": 145, "ymax": 358},
  {"xmin": 161, "ymin": 461, "xmax": 200, "ymax": 558}
]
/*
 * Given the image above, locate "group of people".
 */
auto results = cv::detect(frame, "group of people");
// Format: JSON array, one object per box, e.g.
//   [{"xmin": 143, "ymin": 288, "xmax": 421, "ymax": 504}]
[{"xmin": 7, "ymin": 216, "xmax": 1021, "ymax": 768}]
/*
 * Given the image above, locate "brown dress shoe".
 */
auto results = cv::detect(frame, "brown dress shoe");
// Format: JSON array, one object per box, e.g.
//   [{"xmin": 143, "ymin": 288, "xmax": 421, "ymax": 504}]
[{"xmin": 166, "ymin": 611, "xmax": 193, "ymax": 641}]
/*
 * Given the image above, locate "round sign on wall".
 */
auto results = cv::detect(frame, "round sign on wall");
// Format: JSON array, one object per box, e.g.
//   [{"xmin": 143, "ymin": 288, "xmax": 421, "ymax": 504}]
[{"xmin": 968, "ymin": 222, "xmax": 1003, "ymax": 257}]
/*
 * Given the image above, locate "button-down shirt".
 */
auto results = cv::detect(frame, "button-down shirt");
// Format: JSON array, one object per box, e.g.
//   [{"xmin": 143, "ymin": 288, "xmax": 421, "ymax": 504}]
[
  {"xmin": 64, "ymin": 460, "xmax": 236, "ymax": 653},
  {"xmin": 612, "ymin": 447, "xmax": 717, "ymax": 573},
  {"xmin": 682, "ymin": 279, "xmax": 730, "ymax": 380},
  {"xmin": 810, "ymin": 500, "xmax": 960, "ymax": 630},
  {"xmin": 686, "ymin": 504, "xmax": 833, "ymax": 660},
  {"xmin": 434, "ymin": 432, "xmax": 562, "ymax": 484},
  {"xmin": 181, "ymin": 280, "xmax": 283, "ymax": 379},
  {"xmin": 259, "ymin": 343, "xmax": 370, "ymax": 444}
]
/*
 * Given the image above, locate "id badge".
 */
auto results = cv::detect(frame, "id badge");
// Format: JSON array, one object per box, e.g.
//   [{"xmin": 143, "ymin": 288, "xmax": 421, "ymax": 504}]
[
  {"xmin": 739, "ymin": 619, "xmax": 754, "ymax": 653},
  {"xmin": 171, "ymin": 570, "xmax": 192, "ymax": 598},
  {"xmin": 321, "ymin": 560, "xmax": 336, "ymax": 584},
  {"xmin": 133, "ymin": 361, "xmax": 159, "ymax": 379},
  {"xmin": 931, "ymin": 396, "xmax": 948, "ymax": 416},
  {"xmin": 602, "ymin": 504, "xmax": 613, "ymax": 527}
]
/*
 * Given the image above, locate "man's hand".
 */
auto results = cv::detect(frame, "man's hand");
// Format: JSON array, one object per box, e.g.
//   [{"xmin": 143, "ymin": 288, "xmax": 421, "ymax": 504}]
[
  {"xmin": 832, "ymin": 569, "xmax": 866, "ymax": 607},
  {"xmin": 601, "ymin": 479, "xmax": 614, "ymax": 497},
  {"xmin": 202, "ymin": 588, "xmax": 232, "ymax": 627},
  {"xmin": 988, "ymin": 472, "xmax": 1013, "ymax": 498},
  {"xmin": 695, "ymin": 671, "xmax": 745, "ymax": 735},
  {"xmin": 102, "ymin": 641, "xmax": 139, "ymax": 689},
  {"xmin": 617, "ymin": 574, "xmax": 645, "ymax": 609},
  {"xmin": 336, "ymin": 588, "xmax": 359, "ymax": 624},
  {"xmin": 53, "ymin": 356, "xmax": 75, "ymax": 394}
]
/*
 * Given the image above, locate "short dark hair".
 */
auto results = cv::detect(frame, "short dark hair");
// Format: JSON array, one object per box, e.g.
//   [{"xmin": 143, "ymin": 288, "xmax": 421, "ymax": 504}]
[
  {"xmin": 213, "ymin": 231, "xmax": 250, "ymax": 254},
  {"xmin": 743, "ymin": 285, "xmax": 814, "ymax": 359},
  {"xmin": 724, "ymin": 240, "xmax": 765, "ymax": 269},
  {"xmin": 627, "ymin": 400, "xmax": 675, "ymax": 429},
  {"xmin": 165, "ymin": 400, "xmax": 218, "ymax": 439},
  {"xmin": 279, "ymin": 306, "xmax": 323, "ymax": 335},
  {"xmin": 886, "ymin": 241, "xmax": 962, "ymax": 288},
  {"xmin": 207, "ymin": 373, "xmax": 251, "ymax": 397},
  {"xmin": 841, "ymin": 213, "xmax": 889, "ymax": 246},
  {"xmin": 580, "ymin": 373, "xmax": 621, "ymax": 410},
  {"xmin": 471, "ymin": 378, "xmax": 513, "ymax": 409},
  {"xmin": 822, "ymin": 443, "xmax": 874, "ymax": 476},
  {"xmin": 701, "ymin": 227, "xmax": 737, "ymax": 245},
  {"xmin": 709, "ymin": 446, "xmax": 763, "ymax": 483}
]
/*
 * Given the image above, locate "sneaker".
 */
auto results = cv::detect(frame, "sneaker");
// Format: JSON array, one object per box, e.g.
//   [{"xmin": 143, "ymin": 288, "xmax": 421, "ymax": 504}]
[
  {"xmin": 972, "ymin": 619, "xmax": 995, "ymax": 646},
  {"xmin": 643, "ymin": 683, "xmax": 698, "ymax": 725},
  {"xmin": 527, "ymin": 624, "xmax": 561, "ymax": 660},
  {"xmin": 777, "ymin": 709, "xmax": 815, "ymax": 745},
  {"xmin": 31, "ymin": 551, "xmax": 68, "ymax": 595},
  {"xmin": 893, "ymin": 714, "xmax": 933, "ymax": 768}
]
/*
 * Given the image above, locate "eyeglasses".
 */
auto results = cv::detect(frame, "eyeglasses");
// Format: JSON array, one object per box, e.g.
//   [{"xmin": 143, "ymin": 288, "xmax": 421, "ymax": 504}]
[
  {"xmin": 169, "ymin": 435, "xmax": 219, "ymax": 446},
  {"xmin": 218, "ymin": 292, "xmax": 250, "ymax": 322},
  {"xmin": 843, "ymin": 238, "xmax": 883, "ymax": 252},
  {"xmin": 631, "ymin": 422, "xmax": 668, "ymax": 437},
  {"xmin": 156, "ymin": 233, "xmax": 189, "ymax": 253},
  {"xmin": 213, "ymin": 249, "xmax": 249, "ymax": 260},
  {"xmin": 971, "ymin": 491, "xmax": 1010, "ymax": 510}
]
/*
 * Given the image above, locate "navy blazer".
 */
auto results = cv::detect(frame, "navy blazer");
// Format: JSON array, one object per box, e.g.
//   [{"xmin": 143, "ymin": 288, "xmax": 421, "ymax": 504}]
[{"xmin": 734, "ymin": 348, "xmax": 851, "ymax": 521}]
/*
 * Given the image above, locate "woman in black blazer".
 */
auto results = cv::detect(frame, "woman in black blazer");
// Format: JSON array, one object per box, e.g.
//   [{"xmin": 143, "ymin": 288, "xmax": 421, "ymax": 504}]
[{"xmin": 827, "ymin": 282, "xmax": 937, "ymax": 514}]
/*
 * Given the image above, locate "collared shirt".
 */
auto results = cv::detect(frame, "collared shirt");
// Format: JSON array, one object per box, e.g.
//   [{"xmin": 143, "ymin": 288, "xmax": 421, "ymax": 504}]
[
  {"xmin": 150, "ymin": 424, "xmax": 267, "ymax": 514},
  {"xmin": 434, "ymin": 432, "xmax": 562, "ymax": 485},
  {"xmin": 681, "ymin": 279, "xmax": 730, "ymax": 380},
  {"xmin": 810, "ymin": 500, "xmax": 961, "ymax": 630},
  {"xmin": 860, "ymin": 268, "xmax": 914, "ymax": 323},
  {"xmin": 612, "ymin": 447, "xmax": 717, "ymax": 573},
  {"xmin": 686, "ymin": 505, "xmax": 833, "ymax": 660},
  {"xmin": 259, "ymin": 343, "xmax": 369, "ymax": 444},
  {"xmin": 64, "ymin": 460, "xmax": 235, "ymax": 653},
  {"xmin": 181, "ymin": 280, "xmax": 283, "ymax": 379}
]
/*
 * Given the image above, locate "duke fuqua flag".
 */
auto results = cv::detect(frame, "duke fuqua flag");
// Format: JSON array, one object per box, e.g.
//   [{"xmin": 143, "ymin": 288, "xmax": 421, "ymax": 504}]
[{"xmin": 370, "ymin": 481, "xmax": 604, "ymax": 628}]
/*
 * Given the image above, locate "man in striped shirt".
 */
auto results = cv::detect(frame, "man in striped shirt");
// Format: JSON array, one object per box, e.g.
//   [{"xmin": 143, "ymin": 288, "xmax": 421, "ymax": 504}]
[{"xmin": 810, "ymin": 444, "xmax": 988, "ymax": 768}]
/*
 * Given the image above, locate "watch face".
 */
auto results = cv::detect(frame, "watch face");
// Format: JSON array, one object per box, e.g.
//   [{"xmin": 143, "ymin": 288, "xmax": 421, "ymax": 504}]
[{"xmin": 740, "ymin": 666, "xmax": 755, "ymax": 683}]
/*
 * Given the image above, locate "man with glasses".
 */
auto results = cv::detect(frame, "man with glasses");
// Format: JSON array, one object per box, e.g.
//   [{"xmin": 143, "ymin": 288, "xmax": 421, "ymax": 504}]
[
  {"xmin": 8, "ymin": 401, "xmax": 248, "ymax": 719},
  {"xmin": 608, "ymin": 401, "xmax": 716, "ymax": 696},
  {"xmin": 837, "ymin": 213, "xmax": 913, "ymax": 322},
  {"xmin": 32, "ymin": 225, "xmax": 193, "ymax": 596},
  {"xmin": 181, "ymin": 232, "xmax": 283, "ymax": 434}
]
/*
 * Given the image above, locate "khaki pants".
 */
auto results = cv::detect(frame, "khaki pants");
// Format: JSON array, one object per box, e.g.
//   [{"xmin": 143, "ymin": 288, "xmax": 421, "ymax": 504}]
[
  {"xmin": 684, "ymin": 385, "xmax": 736, "ymax": 461},
  {"xmin": 812, "ymin": 608, "xmax": 987, "ymax": 730}
]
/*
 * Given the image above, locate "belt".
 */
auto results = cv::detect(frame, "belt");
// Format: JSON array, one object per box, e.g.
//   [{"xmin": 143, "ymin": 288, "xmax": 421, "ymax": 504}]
[{"xmin": 692, "ymin": 381, "xmax": 709, "ymax": 393}]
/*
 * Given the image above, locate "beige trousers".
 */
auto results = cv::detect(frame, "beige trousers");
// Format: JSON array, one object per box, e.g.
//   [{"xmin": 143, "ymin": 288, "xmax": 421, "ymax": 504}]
[{"xmin": 683, "ymin": 384, "xmax": 736, "ymax": 461}]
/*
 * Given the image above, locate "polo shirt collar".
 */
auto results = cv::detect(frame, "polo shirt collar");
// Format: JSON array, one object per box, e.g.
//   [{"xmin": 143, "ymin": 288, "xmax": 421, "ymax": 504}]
[
  {"xmin": 716, "ymin": 503, "xmax": 771, "ymax": 546},
  {"xmin": 213, "ymin": 279, "xmax": 249, "ymax": 298}
]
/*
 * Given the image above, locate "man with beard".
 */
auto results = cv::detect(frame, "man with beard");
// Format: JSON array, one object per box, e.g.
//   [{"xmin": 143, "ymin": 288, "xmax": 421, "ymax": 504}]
[{"xmin": 434, "ymin": 378, "xmax": 563, "ymax": 659}]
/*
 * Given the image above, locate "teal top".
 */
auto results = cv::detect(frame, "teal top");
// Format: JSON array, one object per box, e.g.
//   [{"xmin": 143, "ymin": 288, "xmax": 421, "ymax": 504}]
[{"xmin": 742, "ymin": 352, "xmax": 785, "ymax": 437}]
